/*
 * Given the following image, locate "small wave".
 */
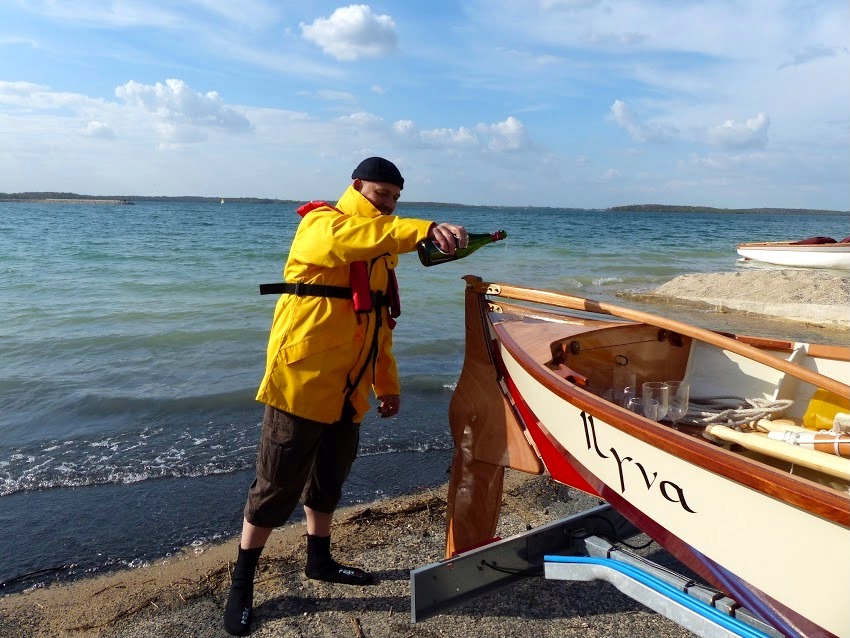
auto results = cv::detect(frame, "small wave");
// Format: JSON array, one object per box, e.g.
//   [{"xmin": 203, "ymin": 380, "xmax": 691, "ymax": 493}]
[
  {"xmin": 398, "ymin": 374, "xmax": 459, "ymax": 393},
  {"xmin": 0, "ymin": 421, "xmax": 260, "ymax": 497},
  {"xmin": 394, "ymin": 337, "xmax": 464, "ymax": 356},
  {"xmin": 592, "ymin": 276, "xmax": 624, "ymax": 285},
  {"xmin": 358, "ymin": 441, "xmax": 454, "ymax": 457},
  {"xmin": 69, "ymin": 388, "xmax": 257, "ymax": 417}
]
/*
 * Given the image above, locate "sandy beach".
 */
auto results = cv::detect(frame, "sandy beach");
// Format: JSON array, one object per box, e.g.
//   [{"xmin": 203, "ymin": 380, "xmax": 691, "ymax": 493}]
[
  {"xmin": 0, "ymin": 472, "xmax": 696, "ymax": 638},
  {"xmin": 1, "ymin": 268, "xmax": 846, "ymax": 638},
  {"xmin": 642, "ymin": 269, "xmax": 850, "ymax": 329}
]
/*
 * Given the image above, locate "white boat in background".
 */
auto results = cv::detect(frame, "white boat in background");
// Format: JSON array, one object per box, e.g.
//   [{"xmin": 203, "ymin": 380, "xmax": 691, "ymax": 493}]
[
  {"xmin": 438, "ymin": 276, "xmax": 849, "ymax": 638},
  {"xmin": 737, "ymin": 241, "xmax": 850, "ymax": 270}
]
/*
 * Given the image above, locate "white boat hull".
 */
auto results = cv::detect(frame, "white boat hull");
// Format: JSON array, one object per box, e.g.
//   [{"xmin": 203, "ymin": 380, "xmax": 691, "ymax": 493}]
[
  {"xmin": 737, "ymin": 243, "xmax": 850, "ymax": 269},
  {"xmin": 499, "ymin": 342, "xmax": 850, "ymax": 638}
]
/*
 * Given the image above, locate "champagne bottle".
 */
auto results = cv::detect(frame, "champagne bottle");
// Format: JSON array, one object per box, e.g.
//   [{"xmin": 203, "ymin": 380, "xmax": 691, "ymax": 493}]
[{"xmin": 417, "ymin": 230, "xmax": 508, "ymax": 267}]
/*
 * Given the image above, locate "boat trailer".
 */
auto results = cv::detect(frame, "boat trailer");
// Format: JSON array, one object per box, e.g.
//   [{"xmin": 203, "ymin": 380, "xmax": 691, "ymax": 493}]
[{"xmin": 410, "ymin": 503, "xmax": 781, "ymax": 638}]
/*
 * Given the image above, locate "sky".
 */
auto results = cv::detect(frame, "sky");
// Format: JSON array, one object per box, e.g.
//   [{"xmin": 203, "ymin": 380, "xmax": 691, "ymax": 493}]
[{"xmin": 1, "ymin": 1, "xmax": 848, "ymax": 210}]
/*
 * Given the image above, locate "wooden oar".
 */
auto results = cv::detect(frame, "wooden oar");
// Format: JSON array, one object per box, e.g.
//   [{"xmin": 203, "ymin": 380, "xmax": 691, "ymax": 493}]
[
  {"xmin": 752, "ymin": 418, "xmax": 808, "ymax": 433},
  {"xmin": 705, "ymin": 425, "xmax": 850, "ymax": 481},
  {"xmin": 465, "ymin": 277, "xmax": 850, "ymax": 398}
]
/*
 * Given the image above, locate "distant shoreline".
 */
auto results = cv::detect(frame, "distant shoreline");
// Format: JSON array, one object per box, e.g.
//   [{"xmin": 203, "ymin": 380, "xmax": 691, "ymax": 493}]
[
  {"xmin": 0, "ymin": 198, "xmax": 135, "ymax": 205},
  {"xmin": 1, "ymin": 193, "xmax": 848, "ymax": 214},
  {"xmin": 607, "ymin": 203, "xmax": 849, "ymax": 215}
]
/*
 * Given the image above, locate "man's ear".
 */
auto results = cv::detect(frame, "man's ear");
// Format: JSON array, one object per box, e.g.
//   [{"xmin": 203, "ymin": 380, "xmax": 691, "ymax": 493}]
[{"xmin": 352, "ymin": 178, "xmax": 363, "ymax": 192}]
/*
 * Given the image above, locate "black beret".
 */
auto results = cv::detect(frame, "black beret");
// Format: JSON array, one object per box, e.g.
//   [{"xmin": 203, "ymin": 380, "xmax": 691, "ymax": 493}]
[{"xmin": 351, "ymin": 156, "xmax": 404, "ymax": 189}]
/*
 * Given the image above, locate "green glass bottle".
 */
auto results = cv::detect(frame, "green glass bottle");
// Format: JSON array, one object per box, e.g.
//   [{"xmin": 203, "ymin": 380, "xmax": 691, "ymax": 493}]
[{"xmin": 417, "ymin": 230, "xmax": 508, "ymax": 267}]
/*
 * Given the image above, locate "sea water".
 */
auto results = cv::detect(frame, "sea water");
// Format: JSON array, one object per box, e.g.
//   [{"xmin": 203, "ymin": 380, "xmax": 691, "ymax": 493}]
[{"xmin": 1, "ymin": 200, "xmax": 847, "ymax": 591}]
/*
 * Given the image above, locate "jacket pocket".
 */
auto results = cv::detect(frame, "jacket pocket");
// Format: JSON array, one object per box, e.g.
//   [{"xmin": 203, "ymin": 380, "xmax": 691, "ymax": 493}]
[{"xmin": 282, "ymin": 331, "xmax": 350, "ymax": 364}]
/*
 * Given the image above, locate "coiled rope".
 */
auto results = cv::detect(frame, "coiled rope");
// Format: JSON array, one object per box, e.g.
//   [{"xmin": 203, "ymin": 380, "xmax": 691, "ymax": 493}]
[{"xmin": 676, "ymin": 396, "xmax": 793, "ymax": 428}]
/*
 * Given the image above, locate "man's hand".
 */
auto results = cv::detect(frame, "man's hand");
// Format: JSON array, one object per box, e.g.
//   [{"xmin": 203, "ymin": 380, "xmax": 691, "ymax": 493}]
[
  {"xmin": 377, "ymin": 394, "xmax": 400, "ymax": 418},
  {"xmin": 428, "ymin": 223, "xmax": 468, "ymax": 254}
]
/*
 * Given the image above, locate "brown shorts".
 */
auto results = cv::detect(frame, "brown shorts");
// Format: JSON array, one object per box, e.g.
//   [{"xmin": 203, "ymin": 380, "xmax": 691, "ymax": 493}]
[{"xmin": 243, "ymin": 403, "xmax": 360, "ymax": 528}]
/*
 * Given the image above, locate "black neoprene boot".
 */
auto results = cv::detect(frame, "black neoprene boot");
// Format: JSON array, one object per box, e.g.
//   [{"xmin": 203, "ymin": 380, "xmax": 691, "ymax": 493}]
[
  {"xmin": 304, "ymin": 534, "xmax": 375, "ymax": 585},
  {"xmin": 224, "ymin": 546, "xmax": 262, "ymax": 635}
]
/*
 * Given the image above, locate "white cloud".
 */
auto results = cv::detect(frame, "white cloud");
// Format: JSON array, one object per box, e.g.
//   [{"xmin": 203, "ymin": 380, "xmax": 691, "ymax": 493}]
[
  {"xmin": 391, "ymin": 116, "xmax": 529, "ymax": 152},
  {"xmin": 316, "ymin": 89, "xmax": 357, "ymax": 103},
  {"xmin": 335, "ymin": 111, "xmax": 384, "ymax": 127},
  {"xmin": 539, "ymin": 0, "xmax": 602, "ymax": 9},
  {"xmin": 18, "ymin": 0, "xmax": 181, "ymax": 28},
  {"xmin": 0, "ymin": 80, "xmax": 101, "ymax": 111},
  {"xmin": 707, "ymin": 113, "xmax": 769, "ymax": 150},
  {"xmin": 778, "ymin": 44, "xmax": 849, "ymax": 70},
  {"xmin": 300, "ymin": 5, "xmax": 397, "ymax": 61},
  {"xmin": 419, "ymin": 125, "xmax": 478, "ymax": 147},
  {"xmin": 0, "ymin": 35, "xmax": 39, "ymax": 47},
  {"xmin": 115, "ymin": 79, "xmax": 252, "ymax": 141},
  {"xmin": 155, "ymin": 122, "xmax": 208, "ymax": 146},
  {"xmin": 610, "ymin": 100, "xmax": 675, "ymax": 143},
  {"xmin": 611, "ymin": 100, "xmax": 770, "ymax": 152},
  {"xmin": 15, "ymin": 0, "xmax": 279, "ymax": 29},
  {"xmin": 82, "ymin": 120, "xmax": 115, "ymax": 138},
  {"xmin": 474, "ymin": 116, "xmax": 529, "ymax": 151}
]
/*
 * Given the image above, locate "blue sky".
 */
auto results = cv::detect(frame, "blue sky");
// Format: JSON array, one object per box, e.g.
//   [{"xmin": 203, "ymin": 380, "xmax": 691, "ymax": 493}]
[{"xmin": 1, "ymin": 1, "xmax": 848, "ymax": 209}]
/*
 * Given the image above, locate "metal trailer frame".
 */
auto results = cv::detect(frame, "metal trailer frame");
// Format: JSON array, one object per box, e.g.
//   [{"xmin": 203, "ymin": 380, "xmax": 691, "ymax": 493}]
[{"xmin": 410, "ymin": 503, "xmax": 781, "ymax": 638}]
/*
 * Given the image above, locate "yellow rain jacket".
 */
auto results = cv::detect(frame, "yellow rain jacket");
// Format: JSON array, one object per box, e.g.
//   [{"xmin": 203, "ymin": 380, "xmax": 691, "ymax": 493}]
[{"xmin": 256, "ymin": 185, "xmax": 434, "ymax": 424}]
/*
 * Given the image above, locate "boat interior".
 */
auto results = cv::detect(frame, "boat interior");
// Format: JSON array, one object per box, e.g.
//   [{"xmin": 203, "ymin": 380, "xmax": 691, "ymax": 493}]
[{"xmin": 489, "ymin": 300, "xmax": 850, "ymax": 491}]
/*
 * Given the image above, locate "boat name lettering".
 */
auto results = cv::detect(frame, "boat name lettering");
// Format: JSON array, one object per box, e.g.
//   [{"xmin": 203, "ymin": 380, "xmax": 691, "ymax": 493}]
[{"xmin": 581, "ymin": 412, "xmax": 696, "ymax": 514}]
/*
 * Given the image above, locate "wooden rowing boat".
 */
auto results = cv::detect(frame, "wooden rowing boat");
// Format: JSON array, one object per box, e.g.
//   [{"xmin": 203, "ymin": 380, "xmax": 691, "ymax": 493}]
[
  {"xmin": 446, "ymin": 275, "xmax": 850, "ymax": 638},
  {"xmin": 737, "ymin": 241, "xmax": 850, "ymax": 270}
]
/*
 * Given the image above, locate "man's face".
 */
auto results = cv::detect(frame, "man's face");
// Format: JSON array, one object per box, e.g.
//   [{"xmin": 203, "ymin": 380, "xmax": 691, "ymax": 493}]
[{"xmin": 355, "ymin": 180, "xmax": 401, "ymax": 215}]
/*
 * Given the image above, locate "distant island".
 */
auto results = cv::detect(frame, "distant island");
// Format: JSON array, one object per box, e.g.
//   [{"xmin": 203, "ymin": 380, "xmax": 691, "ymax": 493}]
[
  {"xmin": 607, "ymin": 204, "xmax": 849, "ymax": 215},
  {"xmin": 1, "ymin": 193, "xmax": 847, "ymax": 215},
  {"xmin": 0, "ymin": 192, "xmax": 292, "ymax": 205}
]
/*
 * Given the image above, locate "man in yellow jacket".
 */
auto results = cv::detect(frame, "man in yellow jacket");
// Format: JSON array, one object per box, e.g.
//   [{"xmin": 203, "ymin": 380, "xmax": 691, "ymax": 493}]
[{"xmin": 225, "ymin": 157, "xmax": 468, "ymax": 635}]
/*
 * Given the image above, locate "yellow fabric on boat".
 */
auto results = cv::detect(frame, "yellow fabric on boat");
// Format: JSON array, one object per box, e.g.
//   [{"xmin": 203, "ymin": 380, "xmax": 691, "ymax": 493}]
[{"xmin": 803, "ymin": 389, "xmax": 850, "ymax": 431}]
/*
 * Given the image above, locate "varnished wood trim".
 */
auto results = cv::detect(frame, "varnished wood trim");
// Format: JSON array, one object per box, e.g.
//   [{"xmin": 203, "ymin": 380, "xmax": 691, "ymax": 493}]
[{"xmin": 807, "ymin": 343, "xmax": 850, "ymax": 362}]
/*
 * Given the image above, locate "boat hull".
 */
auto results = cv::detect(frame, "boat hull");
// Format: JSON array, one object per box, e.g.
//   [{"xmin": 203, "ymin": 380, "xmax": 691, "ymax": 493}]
[
  {"xmin": 737, "ymin": 242, "xmax": 850, "ymax": 269},
  {"xmin": 445, "ymin": 276, "xmax": 850, "ymax": 638},
  {"xmin": 498, "ymin": 341, "xmax": 849, "ymax": 638}
]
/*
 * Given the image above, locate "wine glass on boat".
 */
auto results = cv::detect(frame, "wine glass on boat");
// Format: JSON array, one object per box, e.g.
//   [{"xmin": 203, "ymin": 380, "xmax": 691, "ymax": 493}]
[
  {"xmin": 665, "ymin": 381, "xmax": 690, "ymax": 425},
  {"xmin": 621, "ymin": 385, "xmax": 636, "ymax": 408},
  {"xmin": 642, "ymin": 382, "xmax": 669, "ymax": 421},
  {"xmin": 626, "ymin": 397, "xmax": 659, "ymax": 421}
]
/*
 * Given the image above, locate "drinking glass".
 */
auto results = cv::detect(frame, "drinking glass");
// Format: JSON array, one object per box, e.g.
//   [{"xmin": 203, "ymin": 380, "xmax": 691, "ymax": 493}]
[
  {"xmin": 612, "ymin": 367, "xmax": 636, "ymax": 405},
  {"xmin": 642, "ymin": 382, "xmax": 669, "ymax": 421},
  {"xmin": 626, "ymin": 397, "xmax": 659, "ymax": 421},
  {"xmin": 621, "ymin": 385, "xmax": 637, "ymax": 408},
  {"xmin": 665, "ymin": 381, "xmax": 690, "ymax": 425}
]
